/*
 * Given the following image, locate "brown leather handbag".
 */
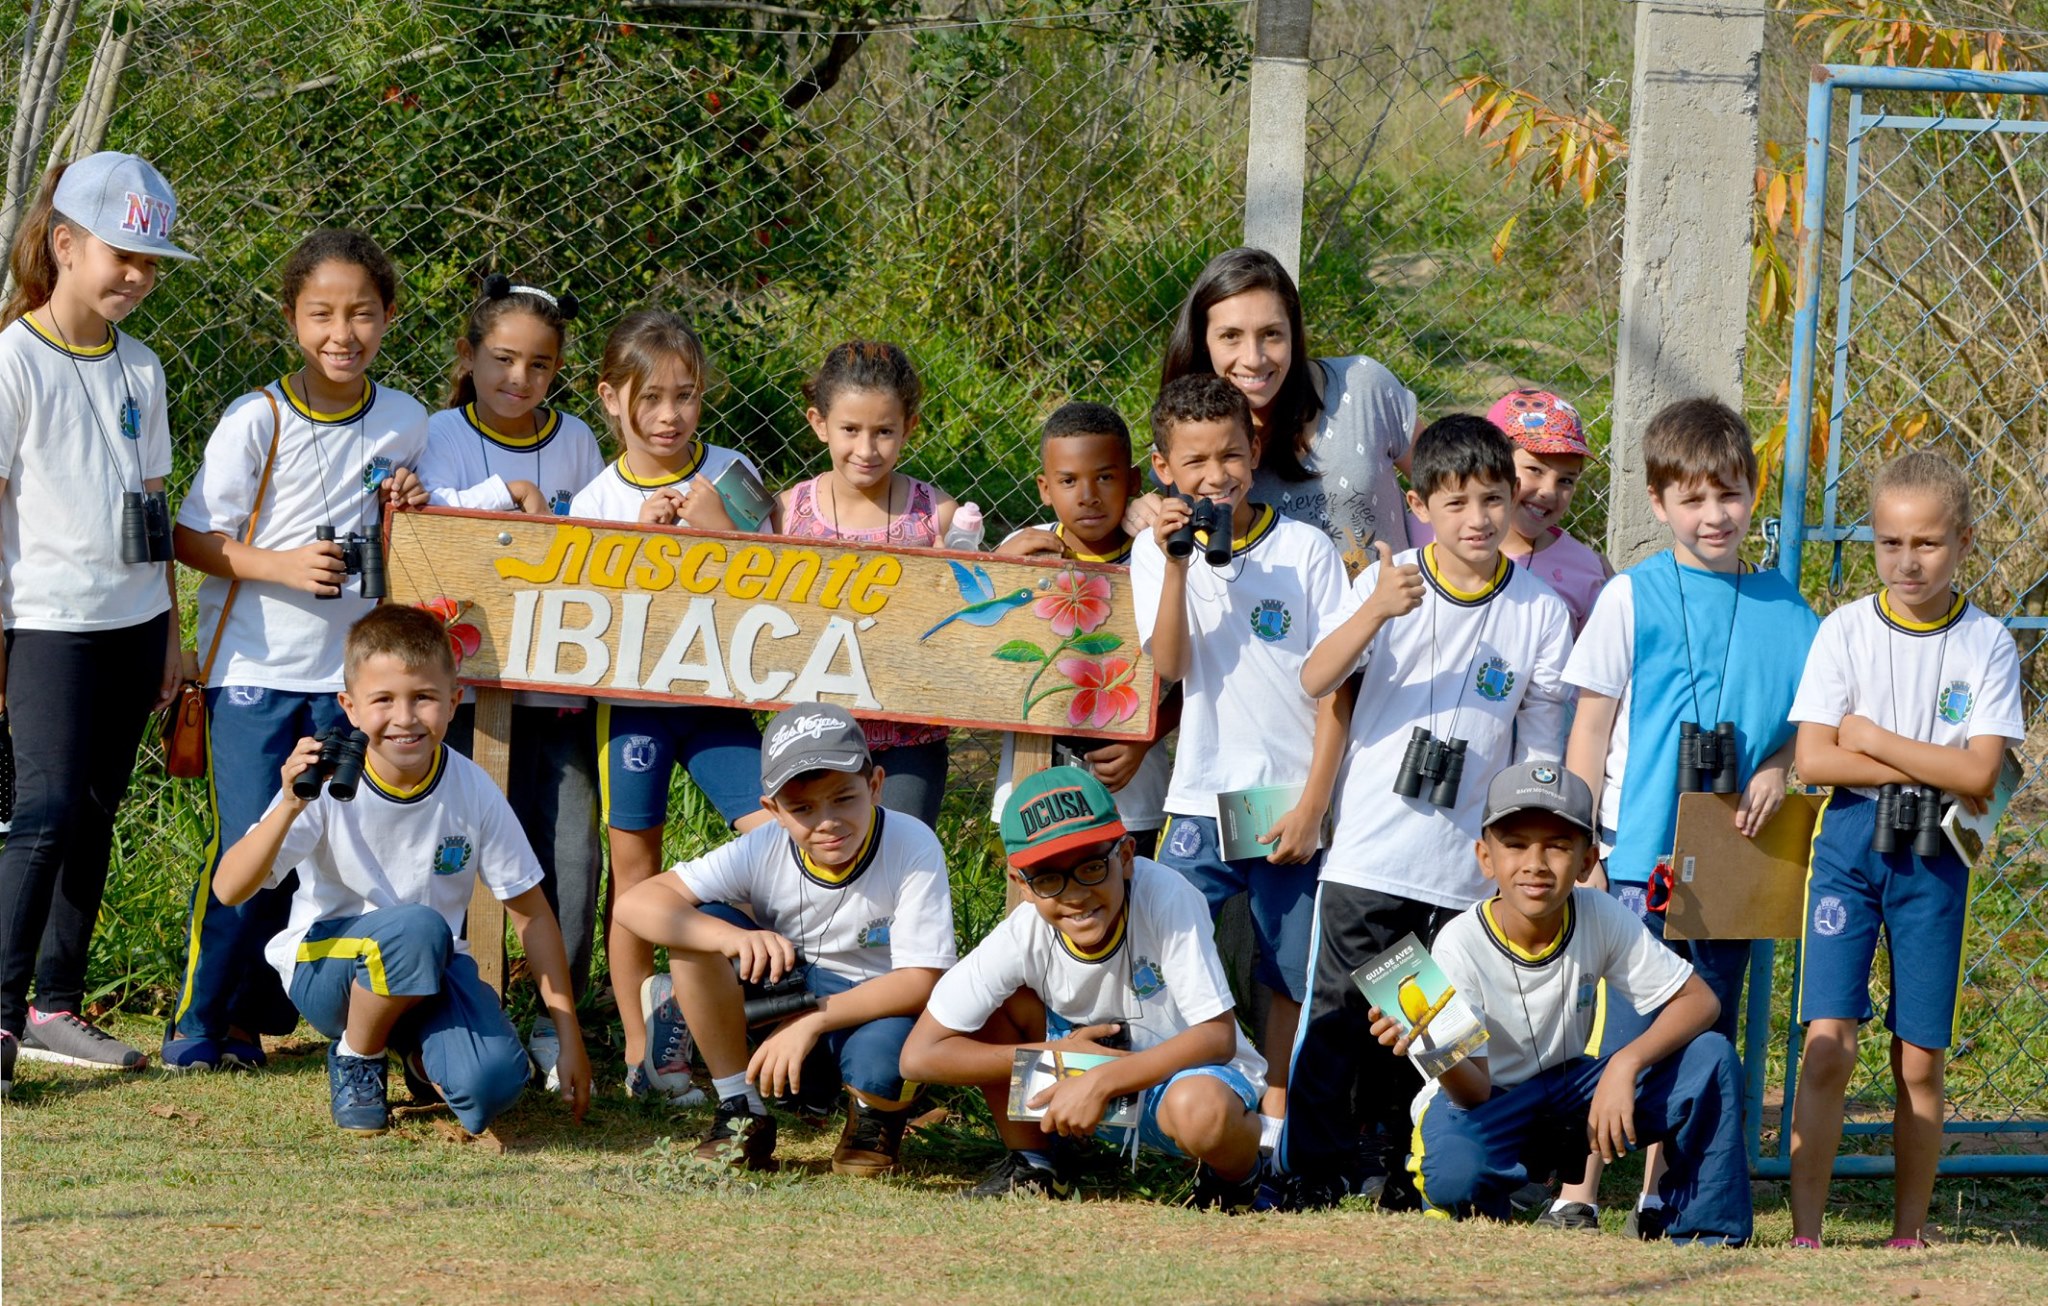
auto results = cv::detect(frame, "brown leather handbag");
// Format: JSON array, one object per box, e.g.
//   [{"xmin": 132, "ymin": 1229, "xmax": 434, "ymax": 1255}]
[{"xmin": 164, "ymin": 391, "xmax": 282, "ymax": 778}]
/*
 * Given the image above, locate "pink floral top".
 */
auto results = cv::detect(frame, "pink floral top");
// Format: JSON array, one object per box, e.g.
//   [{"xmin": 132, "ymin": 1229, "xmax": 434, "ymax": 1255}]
[{"xmin": 781, "ymin": 474, "xmax": 949, "ymax": 751}]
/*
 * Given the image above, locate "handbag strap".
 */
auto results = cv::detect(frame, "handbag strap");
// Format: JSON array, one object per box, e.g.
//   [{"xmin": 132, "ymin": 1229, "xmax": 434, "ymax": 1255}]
[{"xmin": 198, "ymin": 389, "xmax": 283, "ymax": 684}]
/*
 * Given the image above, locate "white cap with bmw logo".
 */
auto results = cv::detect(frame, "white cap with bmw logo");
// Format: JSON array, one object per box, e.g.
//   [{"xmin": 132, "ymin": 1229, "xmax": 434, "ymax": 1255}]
[
  {"xmin": 1481, "ymin": 760, "xmax": 1595, "ymax": 834},
  {"xmin": 52, "ymin": 152, "xmax": 197, "ymax": 261}
]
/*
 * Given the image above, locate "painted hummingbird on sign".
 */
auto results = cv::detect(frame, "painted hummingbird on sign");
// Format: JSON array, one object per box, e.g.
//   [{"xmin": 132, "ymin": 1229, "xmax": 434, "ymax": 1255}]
[{"xmin": 920, "ymin": 560, "xmax": 1035, "ymax": 641}]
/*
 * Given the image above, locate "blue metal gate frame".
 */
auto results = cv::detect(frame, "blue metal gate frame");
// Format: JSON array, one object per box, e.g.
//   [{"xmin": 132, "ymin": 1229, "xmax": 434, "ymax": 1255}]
[{"xmin": 1758, "ymin": 62, "xmax": 2048, "ymax": 1178}]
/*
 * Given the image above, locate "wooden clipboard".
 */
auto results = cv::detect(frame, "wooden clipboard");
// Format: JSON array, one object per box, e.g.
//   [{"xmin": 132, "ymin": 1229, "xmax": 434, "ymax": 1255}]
[{"xmin": 1662, "ymin": 791, "xmax": 1821, "ymax": 941}]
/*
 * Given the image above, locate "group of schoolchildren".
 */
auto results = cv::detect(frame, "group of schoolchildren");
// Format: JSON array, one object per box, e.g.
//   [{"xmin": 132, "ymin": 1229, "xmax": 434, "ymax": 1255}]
[{"xmin": 0, "ymin": 153, "xmax": 2021, "ymax": 1252}]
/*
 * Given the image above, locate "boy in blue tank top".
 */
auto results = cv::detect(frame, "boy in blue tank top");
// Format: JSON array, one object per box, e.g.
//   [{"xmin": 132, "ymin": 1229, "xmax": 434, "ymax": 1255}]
[{"xmin": 1552, "ymin": 398, "xmax": 1817, "ymax": 1234}]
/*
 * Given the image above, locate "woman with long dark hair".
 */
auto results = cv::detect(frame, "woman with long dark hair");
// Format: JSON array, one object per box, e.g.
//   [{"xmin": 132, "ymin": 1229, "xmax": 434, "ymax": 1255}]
[{"xmin": 1157, "ymin": 247, "xmax": 1418, "ymax": 573}]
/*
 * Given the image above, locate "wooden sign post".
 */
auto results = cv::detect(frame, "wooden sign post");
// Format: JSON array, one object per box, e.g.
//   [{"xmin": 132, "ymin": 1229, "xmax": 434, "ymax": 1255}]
[{"xmin": 385, "ymin": 508, "xmax": 1159, "ymax": 990}]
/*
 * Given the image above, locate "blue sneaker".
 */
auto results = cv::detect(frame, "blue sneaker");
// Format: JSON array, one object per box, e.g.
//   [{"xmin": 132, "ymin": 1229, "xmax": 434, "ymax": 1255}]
[
  {"xmin": 638, "ymin": 973, "xmax": 706, "ymax": 1106},
  {"xmin": 161, "ymin": 1022, "xmax": 221, "ymax": 1073},
  {"xmin": 326, "ymin": 1044, "xmax": 389, "ymax": 1134}
]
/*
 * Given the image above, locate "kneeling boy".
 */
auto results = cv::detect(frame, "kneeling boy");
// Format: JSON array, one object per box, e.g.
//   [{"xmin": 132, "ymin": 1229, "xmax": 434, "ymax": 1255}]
[
  {"xmin": 1381, "ymin": 761, "xmax": 1751, "ymax": 1244},
  {"xmin": 901, "ymin": 767, "xmax": 1268, "ymax": 1207},
  {"xmin": 615, "ymin": 703, "xmax": 956, "ymax": 1176},
  {"xmin": 212, "ymin": 606, "xmax": 592, "ymax": 1134}
]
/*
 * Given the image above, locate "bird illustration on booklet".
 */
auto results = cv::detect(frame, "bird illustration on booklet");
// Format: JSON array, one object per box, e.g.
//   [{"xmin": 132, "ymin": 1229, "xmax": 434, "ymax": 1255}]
[
  {"xmin": 1008, "ymin": 1047, "xmax": 1139, "ymax": 1127},
  {"xmin": 1353, "ymin": 934, "xmax": 1488, "ymax": 1079}
]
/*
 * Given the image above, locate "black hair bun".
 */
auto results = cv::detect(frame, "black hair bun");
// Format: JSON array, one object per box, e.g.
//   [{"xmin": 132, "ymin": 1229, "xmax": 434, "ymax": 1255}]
[
  {"xmin": 481, "ymin": 272, "xmax": 513, "ymax": 300},
  {"xmin": 556, "ymin": 290, "xmax": 580, "ymax": 322}
]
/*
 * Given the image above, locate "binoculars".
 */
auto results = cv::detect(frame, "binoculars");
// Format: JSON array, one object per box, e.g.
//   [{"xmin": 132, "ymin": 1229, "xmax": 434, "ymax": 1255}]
[
  {"xmin": 1678, "ymin": 721, "xmax": 1739, "ymax": 794},
  {"xmin": 1166, "ymin": 495, "xmax": 1233, "ymax": 567},
  {"xmin": 740, "ymin": 955, "xmax": 820, "ymax": 1026},
  {"xmin": 315, "ymin": 522, "xmax": 386, "ymax": 600},
  {"xmin": 291, "ymin": 726, "xmax": 370, "ymax": 802},
  {"xmin": 1872, "ymin": 783, "xmax": 1946, "ymax": 859},
  {"xmin": 1393, "ymin": 726, "xmax": 1468, "ymax": 808},
  {"xmin": 120, "ymin": 490, "xmax": 174, "ymax": 565}
]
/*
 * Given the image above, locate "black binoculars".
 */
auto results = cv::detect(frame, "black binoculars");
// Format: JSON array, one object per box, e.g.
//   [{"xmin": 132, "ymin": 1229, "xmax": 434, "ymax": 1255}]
[
  {"xmin": 1394, "ymin": 726, "xmax": 1468, "ymax": 808},
  {"xmin": 740, "ymin": 955, "xmax": 820, "ymax": 1026},
  {"xmin": 1678, "ymin": 721, "xmax": 1739, "ymax": 794},
  {"xmin": 1872, "ymin": 783, "xmax": 1946, "ymax": 859},
  {"xmin": 292, "ymin": 726, "xmax": 370, "ymax": 803},
  {"xmin": 315, "ymin": 522, "xmax": 386, "ymax": 600},
  {"xmin": 120, "ymin": 490, "xmax": 174, "ymax": 565},
  {"xmin": 1166, "ymin": 495, "xmax": 1233, "ymax": 567}
]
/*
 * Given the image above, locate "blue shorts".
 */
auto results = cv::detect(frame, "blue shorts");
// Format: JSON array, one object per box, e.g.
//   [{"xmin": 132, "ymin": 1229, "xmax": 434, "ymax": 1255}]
[
  {"xmin": 1602, "ymin": 877, "xmax": 1747, "ymax": 1049},
  {"xmin": 695, "ymin": 903, "xmax": 911, "ymax": 1102},
  {"xmin": 288, "ymin": 904, "xmax": 530, "ymax": 1134},
  {"xmin": 1045, "ymin": 1011, "xmax": 1261, "ymax": 1157},
  {"xmin": 1156, "ymin": 813, "xmax": 1318, "ymax": 1002},
  {"xmin": 1797, "ymin": 789, "xmax": 1971, "ymax": 1049},
  {"xmin": 598, "ymin": 701, "xmax": 763, "ymax": 831}
]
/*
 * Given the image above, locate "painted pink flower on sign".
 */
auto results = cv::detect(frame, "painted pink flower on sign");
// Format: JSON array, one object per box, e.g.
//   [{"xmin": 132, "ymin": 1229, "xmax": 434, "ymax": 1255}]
[
  {"xmin": 1057, "ymin": 655, "xmax": 1140, "ymax": 729},
  {"xmin": 1033, "ymin": 568, "xmax": 1113, "ymax": 638}
]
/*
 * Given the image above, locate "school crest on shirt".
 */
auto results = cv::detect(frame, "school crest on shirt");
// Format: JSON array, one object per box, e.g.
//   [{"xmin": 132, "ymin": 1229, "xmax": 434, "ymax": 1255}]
[
  {"xmin": 856, "ymin": 917, "xmax": 892, "ymax": 948},
  {"xmin": 1249, "ymin": 598, "xmax": 1293, "ymax": 643},
  {"xmin": 549, "ymin": 489, "xmax": 575, "ymax": 516},
  {"xmin": 432, "ymin": 835, "xmax": 473, "ymax": 877},
  {"xmin": 1937, "ymin": 680, "xmax": 1974, "ymax": 726},
  {"xmin": 1474, "ymin": 655, "xmax": 1516, "ymax": 702},
  {"xmin": 1576, "ymin": 980, "xmax": 1598, "ymax": 1013},
  {"xmin": 1129, "ymin": 955, "xmax": 1166, "ymax": 1000},
  {"xmin": 362, "ymin": 456, "xmax": 394, "ymax": 494}
]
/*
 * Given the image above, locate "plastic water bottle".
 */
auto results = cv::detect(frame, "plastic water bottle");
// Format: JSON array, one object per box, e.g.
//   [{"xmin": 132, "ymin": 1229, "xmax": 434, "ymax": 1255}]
[{"xmin": 944, "ymin": 501, "xmax": 985, "ymax": 552}]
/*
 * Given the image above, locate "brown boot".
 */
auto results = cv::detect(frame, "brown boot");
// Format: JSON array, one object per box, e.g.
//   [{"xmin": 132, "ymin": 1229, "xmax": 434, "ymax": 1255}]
[
  {"xmin": 832, "ymin": 1096, "xmax": 911, "ymax": 1177},
  {"xmin": 694, "ymin": 1094, "xmax": 778, "ymax": 1171}
]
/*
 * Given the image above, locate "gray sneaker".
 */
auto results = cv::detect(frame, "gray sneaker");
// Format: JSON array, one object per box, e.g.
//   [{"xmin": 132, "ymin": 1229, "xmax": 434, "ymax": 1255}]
[
  {"xmin": 19, "ymin": 1008, "xmax": 146, "ymax": 1070},
  {"xmin": 1535, "ymin": 1201, "xmax": 1602, "ymax": 1231},
  {"xmin": 638, "ymin": 973, "xmax": 705, "ymax": 1106},
  {"xmin": 528, "ymin": 1021, "xmax": 561, "ymax": 1092}
]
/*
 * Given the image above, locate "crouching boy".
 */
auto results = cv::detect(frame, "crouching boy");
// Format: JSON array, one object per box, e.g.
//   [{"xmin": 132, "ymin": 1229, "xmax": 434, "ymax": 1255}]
[
  {"xmin": 1383, "ymin": 761, "xmax": 1752, "ymax": 1244},
  {"xmin": 901, "ymin": 766, "xmax": 1269, "ymax": 1208},
  {"xmin": 615, "ymin": 703, "xmax": 957, "ymax": 1177},
  {"xmin": 211, "ymin": 606, "xmax": 592, "ymax": 1134}
]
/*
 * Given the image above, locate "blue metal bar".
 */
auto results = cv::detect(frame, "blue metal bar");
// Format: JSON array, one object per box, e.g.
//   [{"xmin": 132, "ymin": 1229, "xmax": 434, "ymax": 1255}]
[
  {"xmin": 1845, "ymin": 1121, "xmax": 2048, "ymax": 1135},
  {"xmin": 1777, "ymin": 70, "xmax": 1835, "ymax": 592},
  {"xmin": 1754, "ymin": 1153, "xmax": 2048, "ymax": 1179},
  {"xmin": 1857, "ymin": 113, "xmax": 2048, "ymax": 135},
  {"xmin": 1742, "ymin": 940, "xmax": 1774, "ymax": 1168},
  {"xmin": 1820, "ymin": 90, "xmax": 1865, "ymax": 543},
  {"xmin": 1815, "ymin": 64, "xmax": 2048, "ymax": 96}
]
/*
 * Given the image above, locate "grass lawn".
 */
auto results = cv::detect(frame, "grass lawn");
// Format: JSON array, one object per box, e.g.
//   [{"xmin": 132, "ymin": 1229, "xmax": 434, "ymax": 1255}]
[{"xmin": 6, "ymin": 1017, "xmax": 2048, "ymax": 1304}]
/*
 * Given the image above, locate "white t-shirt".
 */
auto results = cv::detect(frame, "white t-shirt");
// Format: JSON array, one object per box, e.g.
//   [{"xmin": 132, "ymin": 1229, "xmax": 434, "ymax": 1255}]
[
  {"xmin": 1416, "ymin": 887, "xmax": 1691, "ymax": 1119},
  {"xmin": 925, "ymin": 857, "xmax": 1267, "ymax": 1089},
  {"xmin": 568, "ymin": 445, "xmax": 767, "ymax": 527},
  {"xmin": 419, "ymin": 404, "xmax": 605, "ymax": 517},
  {"xmin": 177, "ymin": 379, "xmax": 429, "ymax": 691},
  {"xmin": 260, "ymin": 745, "xmax": 545, "ymax": 988},
  {"xmin": 1252, "ymin": 355, "xmax": 1419, "ymax": 575},
  {"xmin": 0, "ymin": 316, "xmax": 174, "ymax": 631},
  {"xmin": 1790, "ymin": 592, "xmax": 2025, "ymax": 796},
  {"xmin": 1562, "ymin": 572, "xmax": 1639, "ymax": 844},
  {"xmin": 668, "ymin": 807, "xmax": 957, "ymax": 983},
  {"xmin": 1322, "ymin": 548, "xmax": 1574, "ymax": 907},
  {"xmin": 1131, "ymin": 506, "xmax": 1352, "ymax": 816}
]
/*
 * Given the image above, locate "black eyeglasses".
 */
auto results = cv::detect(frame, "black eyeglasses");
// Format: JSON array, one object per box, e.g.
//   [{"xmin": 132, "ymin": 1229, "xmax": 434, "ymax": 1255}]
[{"xmin": 1019, "ymin": 846, "xmax": 1124, "ymax": 900}]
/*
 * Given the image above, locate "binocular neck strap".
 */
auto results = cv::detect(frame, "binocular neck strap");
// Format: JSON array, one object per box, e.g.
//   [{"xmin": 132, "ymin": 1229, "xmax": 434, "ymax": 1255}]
[{"xmin": 1672, "ymin": 553, "xmax": 1741, "ymax": 733}]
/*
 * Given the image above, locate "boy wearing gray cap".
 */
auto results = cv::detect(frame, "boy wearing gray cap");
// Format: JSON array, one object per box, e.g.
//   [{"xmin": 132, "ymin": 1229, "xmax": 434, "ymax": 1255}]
[
  {"xmin": 615, "ymin": 703, "xmax": 956, "ymax": 1177},
  {"xmin": 1366, "ymin": 761, "xmax": 1752, "ymax": 1243}
]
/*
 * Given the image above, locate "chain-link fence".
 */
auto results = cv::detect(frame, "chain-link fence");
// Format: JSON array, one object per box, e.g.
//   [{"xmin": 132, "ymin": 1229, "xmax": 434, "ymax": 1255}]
[{"xmin": 1769, "ymin": 61, "xmax": 2048, "ymax": 1172}]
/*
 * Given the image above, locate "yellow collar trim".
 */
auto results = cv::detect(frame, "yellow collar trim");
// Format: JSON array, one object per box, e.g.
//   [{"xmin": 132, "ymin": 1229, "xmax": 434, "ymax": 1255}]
[
  {"xmin": 464, "ymin": 403, "xmax": 558, "ymax": 450},
  {"xmin": 365, "ymin": 746, "xmax": 444, "ymax": 801},
  {"xmin": 1425, "ymin": 545, "xmax": 1512, "ymax": 602},
  {"xmin": 1194, "ymin": 502, "xmax": 1277, "ymax": 553},
  {"xmin": 1879, "ymin": 589, "xmax": 1966, "ymax": 633},
  {"xmin": 23, "ymin": 313, "xmax": 115, "ymax": 357},
  {"xmin": 616, "ymin": 444, "xmax": 705, "ymax": 489},
  {"xmin": 798, "ymin": 812, "xmax": 880, "ymax": 885},
  {"xmin": 1482, "ymin": 896, "xmax": 1571, "ymax": 963},
  {"xmin": 1056, "ymin": 523, "xmax": 1132, "ymax": 564},
  {"xmin": 1056, "ymin": 906, "xmax": 1128, "ymax": 963},
  {"xmin": 282, "ymin": 374, "xmax": 372, "ymax": 424}
]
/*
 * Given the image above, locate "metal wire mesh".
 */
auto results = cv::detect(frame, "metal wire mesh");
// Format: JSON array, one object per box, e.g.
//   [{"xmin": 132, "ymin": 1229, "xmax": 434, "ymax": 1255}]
[{"xmin": 1783, "ymin": 68, "xmax": 2048, "ymax": 1137}]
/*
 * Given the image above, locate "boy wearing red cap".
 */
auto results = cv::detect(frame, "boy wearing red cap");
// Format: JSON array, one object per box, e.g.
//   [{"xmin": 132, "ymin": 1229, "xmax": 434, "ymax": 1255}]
[
  {"xmin": 1415, "ymin": 389, "xmax": 1611, "ymax": 633},
  {"xmin": 901, "ymin": 765, "xmax": 1269, "ymax": 1207}
]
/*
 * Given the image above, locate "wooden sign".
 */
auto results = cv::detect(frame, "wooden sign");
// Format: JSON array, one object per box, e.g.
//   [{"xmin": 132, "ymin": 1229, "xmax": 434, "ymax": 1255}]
[
  {"xmin": 1664, "ymin": 791, "xmax": 1822, "ymax": 941},
  {"xmin": 384, "ymin": 507, "xmax": 1158, "ymax": 739}
]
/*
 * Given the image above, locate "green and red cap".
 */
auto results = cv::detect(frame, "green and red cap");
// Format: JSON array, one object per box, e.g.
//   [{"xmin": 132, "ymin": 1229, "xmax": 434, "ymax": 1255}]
[{"xmin": 1001, "ymin": 765, "xmax": 1126, "ymax": 869}]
